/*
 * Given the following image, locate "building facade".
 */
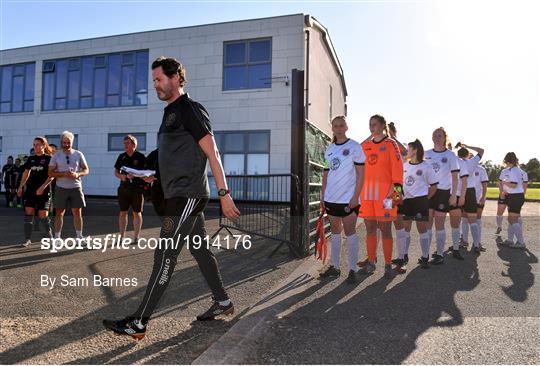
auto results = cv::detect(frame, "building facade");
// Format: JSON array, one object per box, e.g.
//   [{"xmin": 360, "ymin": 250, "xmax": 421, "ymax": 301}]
[{"xmin": 0, "ymin": 14, "xmax": 346, "ymax": 196}]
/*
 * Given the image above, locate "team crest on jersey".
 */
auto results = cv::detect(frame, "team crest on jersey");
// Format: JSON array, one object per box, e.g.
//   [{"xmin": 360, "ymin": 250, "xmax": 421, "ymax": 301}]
[
  {"xmin": 416, "ymin": 169, "xmax": 423, "ymax": 176},
  {"xmin": 406, "ymin": 176, "xmax": 415, "ymax": 186},
  {"xmin": 379, "ymin": 146, "xmax": 386, "ymax": 152},
  {"xmin": 342, "ymin": 149, "xmax": 350, "ymax": 156},
  {"xmin": 368, "ymin": 154, "xmax": 378, "ymax": 165},
  {"xmin": 432, "ymin": 162, "xmax": 441, "ymax": 173},
  {"xmin": 165, "ymin": 112, "xmax": 176, "ymax": 126},
  {"xmin": 330, "ymin": 157, "xmax": 341, "ymax": 170},
  {"xmin": 441, "ymin": 157, "xmax": 448, "ymax": 163}
]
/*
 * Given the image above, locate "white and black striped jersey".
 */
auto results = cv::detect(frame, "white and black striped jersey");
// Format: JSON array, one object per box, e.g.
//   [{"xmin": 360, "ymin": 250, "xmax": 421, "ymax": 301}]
[
  {"xmin": 460, "ymin": 155, "xmax": 482, "ymax": 188},
  {"xmin": 499, "ymin": 167, "xmax": 525, "ymax": 194},
  {"xmin": 424, "ymin": 149, "xmax": 460, "ymax": 191},
  {"xmin": 403, "ymin": 161, "xmax": 438, "ymax": 199},
  {"xmin": 323, "ymin": 138, "xmax": 365, "ymax": 204},
  {"xmin": 473, "ymin": 165, "xmax": 489, "ymax": 202}
]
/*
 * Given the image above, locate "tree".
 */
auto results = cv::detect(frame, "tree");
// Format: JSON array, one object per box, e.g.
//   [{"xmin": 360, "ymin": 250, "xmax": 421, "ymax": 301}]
[
  {"xmin": 481, "ymin": 160, "xmax": 503, "ymax": 183},
  {"xmin": 522, "ymin": 158, "xmax": 540, "ymax": 182}
]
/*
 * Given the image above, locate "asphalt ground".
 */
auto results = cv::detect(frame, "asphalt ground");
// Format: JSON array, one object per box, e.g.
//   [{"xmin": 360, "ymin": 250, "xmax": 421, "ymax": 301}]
[{"xmin": 0, "ymin": 199, "xmax": 538, "ymax": 364}]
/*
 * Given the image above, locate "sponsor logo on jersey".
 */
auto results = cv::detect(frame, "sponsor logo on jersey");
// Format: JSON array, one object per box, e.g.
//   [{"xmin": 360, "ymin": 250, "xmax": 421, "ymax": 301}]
[
  {"xmin": 328, "ymin": 152, "xmax": 333, "ymax": 156},
  {"xmin": 432, "ymin": 162, "xmax": 441, "ymax": 173},
  {"xmin": 406, "ymin": 176, "xmax": 415, "ymax": 186},
  {"xmin": 416, "ymin": 169, "xmax": 423, "ymax": 176},
  {"xmin": 330, "ymin": 157, "xmax": 341, "ymax": 170},
  {"xmin": 342, "ymin": 149, "xmax": 350, "ymax": 156},
  {"xmin": 165, "ymin": 112, "xmax": 176, "ymax": 126},
  {"xmin": 368, "ymin": 154, "xmax": 378, "ymax": 165}
]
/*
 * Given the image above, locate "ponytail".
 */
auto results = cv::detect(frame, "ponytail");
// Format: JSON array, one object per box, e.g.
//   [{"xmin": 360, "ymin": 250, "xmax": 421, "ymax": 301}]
[
  {"xmin": 408, "ymin": 139, "xmax": 424, "ymax": 162},
  {"xmin": 370, "ymin": 114, "xmax": 388, "ymax": 136}
]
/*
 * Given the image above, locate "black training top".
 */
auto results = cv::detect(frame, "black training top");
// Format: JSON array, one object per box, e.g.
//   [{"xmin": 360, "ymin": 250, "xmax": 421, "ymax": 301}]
[
  {"xmin": 114, "ymin": 150, "xmax": 147, "ymax": 188},
  {"xmin": 23, "ymin": 154, "xmax": 51, "ymax": 194},
  {"xmin": 158, "ymin": 93, "xmax": 212, "ymax": 199},
  {"xmin": 2, "ymin": 164, "xmax": 17, "ymax": 186}
]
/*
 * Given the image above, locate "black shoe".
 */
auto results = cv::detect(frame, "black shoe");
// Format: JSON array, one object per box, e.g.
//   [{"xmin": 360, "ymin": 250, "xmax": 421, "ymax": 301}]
[
  {"xmin": 320, "ymin": 266, "xmax": 341, "ymax": 278},
  {"xmin": 103, "ymin": 317, "xmax": 146, "ymax": 340},
  {"xmin": 346, "ymin": 269, "xmax": 358, "ymax": 284},
  {"xmin": 495, "ymin": 227, "xmax": 502, "ymax": 235},
  {"xmin": 358, "ymin": 258, "xmax": 376, "ymax": 267},
  {"xmin": 197, "ymin": 300, "xmax": 235, "ymax": 321},
  {"xmin": 478, "ymin": 245, "xmax": 486, "ymax": 252},
  {"xmin": 403, "ymin": 254, "xmax": 409, "ymax": 265},
  {"xmin": 430, "ymin": 254, "xmax": 445, "ymax": 265},
  {"xmin": 452, "ymin": 250, "xmax": 464, "ymax": 260},
  {"xmin": 473, "ymin": 247, "xmax": 481, "ymax": 255},
  {"xmin": 392, "ymin": 258, "xmax": 404, "ymax": 267},
  {"xmin": 418, "ymin": 257, "xmax": 430, "ymax": 269}
]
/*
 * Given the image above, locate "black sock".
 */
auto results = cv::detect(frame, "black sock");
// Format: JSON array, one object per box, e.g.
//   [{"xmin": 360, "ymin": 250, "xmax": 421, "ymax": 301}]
[
  {"xmin": 24, "ymin": 215, "xmax": 33, "ymax": 240},
  {"xmin": 40, "ymin": 217, "xmax": 52, "ymax": 237},
  {"xmin": 5, "ymin": 192, "xmax": 12, "ymax": 206}
]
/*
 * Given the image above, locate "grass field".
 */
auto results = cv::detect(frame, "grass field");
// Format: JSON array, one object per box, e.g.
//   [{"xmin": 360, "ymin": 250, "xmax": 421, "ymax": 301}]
[{"xmin": 486, "ymin": 187, "xmax": 540, "ymax": 200}]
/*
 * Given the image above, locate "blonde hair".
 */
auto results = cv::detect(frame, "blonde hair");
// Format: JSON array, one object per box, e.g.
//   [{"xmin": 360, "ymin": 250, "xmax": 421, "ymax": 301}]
[{"xmin": 124, "ymin": 134, "xmax": 138, "ymax": 147}]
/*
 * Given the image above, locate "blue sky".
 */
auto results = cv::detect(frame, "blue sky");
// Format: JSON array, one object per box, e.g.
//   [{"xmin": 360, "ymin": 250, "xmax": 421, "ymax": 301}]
[{"xmin": 1, "ymin": 0, "xmax": 538, "ymax": 164}]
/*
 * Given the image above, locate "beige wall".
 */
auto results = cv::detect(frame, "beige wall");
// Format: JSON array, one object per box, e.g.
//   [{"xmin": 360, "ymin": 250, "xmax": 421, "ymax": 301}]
[{"xmin": 304, "ymin": 24, "xmax": 346, "ymax": 138}]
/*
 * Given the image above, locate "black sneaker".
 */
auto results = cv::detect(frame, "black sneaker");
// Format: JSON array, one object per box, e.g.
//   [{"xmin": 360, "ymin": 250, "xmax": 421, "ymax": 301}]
[
  {"xmin": 346, "ymin": 269, "xmax": 358, "ymax": 284},
  {"xmin": 452, "ymin": 249, "xmax": 464, "ymax": 260},
  {"xmin": 319, "ymin": 266, "xmax": 341, "ymax": 278},
  {"xmin": 430, "ymin": 254, "xmax": 445, "ymax": 265},
  {"xmin": 403, "ymin": 254, "xmax": 409, "ymax": 265},
  {"xmin": 478, "ymin": 245, "xmax": 486, "ymax": 252},
  {"xmin": 392, "ymin": 258, "xmax": 404, "ymax": 267},
  {"xmin": 418, "ymin": 257, "xmax": 430, "ymax": 269},
  {"xmin": 495, "ymin": 227, "xmax": 502, "ymax": 235},
  {"xmin": 103, "ymin": 317, "xmax": 146, "ymax": 340},
  {"xmin": 197, "ymin": 300, "xmax": 235, "ymax": 321},
  {"xmin": 473, "ymin": 247, "xmax": 481, "ymax": 255},
  {"xmin": 358, "ymin": 258, "xmax": 376, "ymax": 267}
]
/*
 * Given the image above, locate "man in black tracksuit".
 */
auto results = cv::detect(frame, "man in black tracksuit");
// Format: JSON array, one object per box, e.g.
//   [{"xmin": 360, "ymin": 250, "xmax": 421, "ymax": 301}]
[{"xmin": 103, "ymin": 57, "xmax": 240, "ymax": 339}]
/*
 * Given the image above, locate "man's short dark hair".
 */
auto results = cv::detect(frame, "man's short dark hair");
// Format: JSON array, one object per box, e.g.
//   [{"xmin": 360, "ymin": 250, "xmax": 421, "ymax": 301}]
[
  {"xmin": 152, "ymin": 56, "xmax": 186, "ymax": 87},
  {"xmin": 7, "ymin": 155, "xmax": 13, "ymax": 160}
]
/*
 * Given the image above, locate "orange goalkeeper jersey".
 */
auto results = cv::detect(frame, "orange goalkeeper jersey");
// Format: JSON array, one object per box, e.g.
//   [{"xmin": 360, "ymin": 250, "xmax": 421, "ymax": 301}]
[{"xmin": 361, "ymin": 136, "xmax": 404, "ymax": 201}]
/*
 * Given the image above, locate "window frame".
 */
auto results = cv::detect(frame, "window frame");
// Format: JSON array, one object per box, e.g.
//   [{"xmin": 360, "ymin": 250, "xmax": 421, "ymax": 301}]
[
  {"xmin": 108, "ymin": 132, "xmax": 147, "ymax": 152},
  {"xmin": 222, "ymin": 38, "xmax": 272, "ymax": 91},
  {"xmin": 0, "ymin": 62, "xmax": 35, "ymax": 114}
]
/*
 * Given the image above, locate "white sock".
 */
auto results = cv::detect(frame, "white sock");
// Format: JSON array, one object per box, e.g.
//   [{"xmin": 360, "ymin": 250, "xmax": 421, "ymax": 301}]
[
  {"xmin": 420, "ymin": 232, "xmax": 430, "ymax": 258},
  {"xmin": 404, "ymin": 233, "xmax": 411, "ymax": 255},
  {"xmin": 512, "ymin": 223, "xmax": 525, "ymax": 244},
  {"xmin": 55, "ymin": 232, "xmax": 61, "ymax": 239},
  {"xmin": 331, "ymin": 234, "xmax": 341, "ymax": 269},
  {"xmin": 507, "ymin": 224, "xmax": 515, "ymax": 242},
  {"xmin": 496, "ymin": 215, "xmax": 503, "ymax": 228},
  {"xmin": 219, "ymin": 299, "xmax": 231, "ymax": 306},
  {"xmin": 461, "ymin": 218, "xmax": 469, "ymax": 242},
  {"xmin": 347, "ymin": 234, "xmax": 359, "ymax": 272},
  {"xmin": 396, "ymin": 229, "xmax": 406, "ymax": 259},
  {"xmin": 477, "ymin": 218, "xmax": 482, "ymax": 244},
  {"xmin": 470, "ymin": 223, "xmax": 480, "ymax": 248},
  {"xmin": 427, "ymin": 229, "xmax": 433, "ymax": 247},
  {"xmin": 452, "ymin": 228, "xmax": 460, "ymax": 250},
  {"xmin": 436, "ymin": 230, "xmax": 446, "ymax": 255}
]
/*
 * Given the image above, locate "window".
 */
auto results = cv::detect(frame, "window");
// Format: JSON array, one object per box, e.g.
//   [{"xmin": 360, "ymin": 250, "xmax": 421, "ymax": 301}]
[
  {"xmin": 108, "ymin": 133, "xmax": 146, "ymax": 151},
  {"xmin": 0, "ymin": 62, "xmax": 35, "ymax": 113},
  {"xmin": 223, "ymin": 38, "xmax": 272, "ymax": 91},
  {"xmin": 45, "ymin": 134, "xmax": 79, "ymax": 150},
  {"xmin": 209, "ymin": 131, "xmax": 270, "ymax": 199},
  {"xmin": 42, "ymin": 50, "xmax": 148, "ymax": 111}
]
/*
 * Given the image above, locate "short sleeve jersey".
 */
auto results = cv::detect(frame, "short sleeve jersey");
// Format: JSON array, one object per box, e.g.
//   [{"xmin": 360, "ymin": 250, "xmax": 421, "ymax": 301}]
[
  {"xmin": 323, "ymin": 138, "xmax": 365, "ymax": 204},
  {"xmin": 49, "ymin": 150, "xmax": 88, "ymax": 189},
  {"xmin": 403, "ymin": 161, "xmax": 438, "ymax": 199},
  {"xmin": 473, "ymin": 165, "xmax": 489, "ymax": 202},
  {"xmin": 424, "ymin": 149, "xmax": 460, "ymax": 191},
  {"xmin": 23, "ymin": 154, "xmax": 52, "ymax": 194},
  {"xmin": 463, "ymin": 155, "xmax": 482, "ymax": 188},
  {"xmin": 499, "ymin": 167, "xmax": 524, "ymax": 194},
  {"xmin": 158, "ymin": 93, "xmax": 213, "ymax": 199},
  {"xmin": 114, "ymin": 151, "xmax": 147, "ymax": 188}
]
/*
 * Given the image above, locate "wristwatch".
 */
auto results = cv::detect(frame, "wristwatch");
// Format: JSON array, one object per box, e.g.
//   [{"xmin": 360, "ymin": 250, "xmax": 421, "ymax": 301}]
[{"xmin": 217, "ymin": 188, "xmax": 230, "ymax": 197}]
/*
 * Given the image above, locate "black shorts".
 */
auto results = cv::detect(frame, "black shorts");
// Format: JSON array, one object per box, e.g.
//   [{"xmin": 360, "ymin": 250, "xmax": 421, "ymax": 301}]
[
  {"xmin": 118, "ymin": 186, "xmax": 144, "ymax": 212},
  {"xmin": 401, "ymin": 196, "xmax": 429, "ymax": 221},
  {"xmin": 324, "ymin": 201, "xmax": 360, "ymax": 217},
  {"xmin": 429, "ymin": 189, "xmax": 450, "ymax": 213},
  {"xmin": 462, "ymin": 187, "xmax": 478, "ymax": 214},
  {"xmin": 498, "ymin": 194, "xmax": 508, "ymax": 205},
  {"xmin": 507, "ymin": 193, "xmax": 525, "ymax": 214},
  {"xmin": 23, "ymin": 192, "xmax": 51, "ymax": 211},
  {"xmin": 448, "ymin": 196, "xmax": 461, "ymax": 211}
]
